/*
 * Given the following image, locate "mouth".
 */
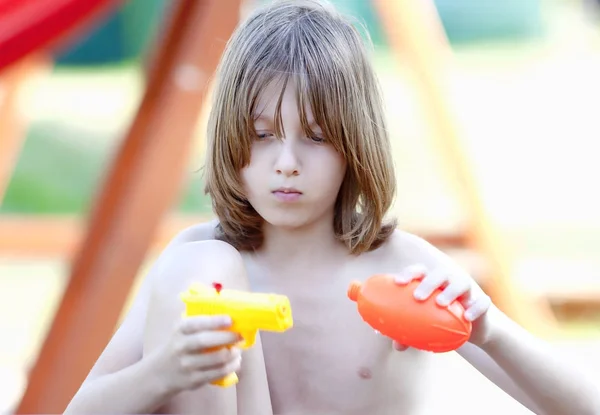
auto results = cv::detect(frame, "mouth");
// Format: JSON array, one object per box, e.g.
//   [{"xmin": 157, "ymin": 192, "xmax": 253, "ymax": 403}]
[
  {"xmin": 272, "ymin": 187, "xmax": 303, "ymax": 202},
  {"xmin": 272, "ymin": 187, "xmax": 302, "ymax": 195}
]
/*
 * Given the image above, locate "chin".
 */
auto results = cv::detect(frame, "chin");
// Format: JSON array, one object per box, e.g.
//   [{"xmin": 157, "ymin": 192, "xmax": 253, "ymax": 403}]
[
  {"xmin": 263, "ymin": 214, "xmax": 311, "ymax": 230},
  {"xmin": 257, "ymin": 207, "xmax": 313, "ymax": 230}
]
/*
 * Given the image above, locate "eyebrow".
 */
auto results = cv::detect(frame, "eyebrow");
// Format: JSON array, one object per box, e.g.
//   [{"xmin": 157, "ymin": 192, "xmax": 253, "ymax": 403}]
[
  {"xmin": 252, "ymin": 114, "xmax": 321, "ymax": 129},
  {"xmin": 252, "ymin": 114, "xmax": 271, "ymax": 122}
]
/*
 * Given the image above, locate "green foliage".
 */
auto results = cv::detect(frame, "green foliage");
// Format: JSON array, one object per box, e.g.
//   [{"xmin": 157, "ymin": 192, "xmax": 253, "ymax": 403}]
[
  {"xmin": 2, "ymin": 125, "xmax": 103, "ymax": 214},
  {"xmin": 2, "ymin": 123, "xmax": 212, "ymax": 215}
]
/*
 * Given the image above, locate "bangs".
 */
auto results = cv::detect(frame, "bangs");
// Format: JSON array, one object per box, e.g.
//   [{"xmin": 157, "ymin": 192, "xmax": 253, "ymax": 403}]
[{"xmin": 233, "ymin": 11, "xmax": 359, "ymax": 159}]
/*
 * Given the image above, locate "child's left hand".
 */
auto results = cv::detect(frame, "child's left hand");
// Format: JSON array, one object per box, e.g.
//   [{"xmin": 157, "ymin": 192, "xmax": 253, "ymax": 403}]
[{"xmin": 392, "ymin": 264, "xmax": 494, "ymax": 350}]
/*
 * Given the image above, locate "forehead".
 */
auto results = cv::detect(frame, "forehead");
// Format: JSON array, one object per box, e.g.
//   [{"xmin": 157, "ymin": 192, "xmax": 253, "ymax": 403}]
[{"xmin": 253, "ymin": 78, "xmax": 316, "ymax": 122}]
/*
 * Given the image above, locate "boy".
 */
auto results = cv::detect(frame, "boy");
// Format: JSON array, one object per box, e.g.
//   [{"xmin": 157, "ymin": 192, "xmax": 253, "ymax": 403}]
[{"xmin": 65, "ymin": 1, "xmax": 600, "ymax": 414}]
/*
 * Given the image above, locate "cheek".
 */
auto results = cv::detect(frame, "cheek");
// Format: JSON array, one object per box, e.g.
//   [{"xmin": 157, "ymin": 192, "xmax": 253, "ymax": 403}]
[
  {"xmin": 240, "ymin": 163, "xmax": 264, "ymax": 197},
  {"xmin": 240, "ymin": 167, "xmax": 253, "ymax": 193},
  {"xmin": 322, "ymin": 154, "xmax": 347, "ymax": 190}
]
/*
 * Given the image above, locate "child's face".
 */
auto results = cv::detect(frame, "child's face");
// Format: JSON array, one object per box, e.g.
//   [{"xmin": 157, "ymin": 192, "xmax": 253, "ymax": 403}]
[{"xmin": 241, "ymin": 80, "xmax": 347, "ymax": 230}]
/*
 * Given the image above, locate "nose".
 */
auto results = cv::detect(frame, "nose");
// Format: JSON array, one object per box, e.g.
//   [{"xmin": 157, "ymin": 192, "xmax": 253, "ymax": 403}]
[{"xmin": 274, "ymin": 139, "xmax": 300, "ymax": 176}]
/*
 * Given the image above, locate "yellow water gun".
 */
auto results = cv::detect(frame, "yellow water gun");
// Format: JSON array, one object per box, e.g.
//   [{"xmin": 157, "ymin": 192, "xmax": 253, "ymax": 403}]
[{"xmin": 180, "ymin": 282, "xmax": 293, "ymax": 387}]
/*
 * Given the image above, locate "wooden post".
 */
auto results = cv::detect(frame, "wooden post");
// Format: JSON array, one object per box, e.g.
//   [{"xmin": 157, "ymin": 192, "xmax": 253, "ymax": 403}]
[
  {"xmin": 372, "ymin": 0, "xmax": 557, "ymax": 334},
  {"xmin": 16, "ymin": 0, "xmax": 241, "ymax": 412}
]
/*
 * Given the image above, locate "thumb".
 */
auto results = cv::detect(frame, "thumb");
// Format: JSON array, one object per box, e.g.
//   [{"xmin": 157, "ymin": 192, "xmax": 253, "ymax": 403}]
[{"xmin": 393, "ymin": 341, "xmax": 410, "ymax": 351}]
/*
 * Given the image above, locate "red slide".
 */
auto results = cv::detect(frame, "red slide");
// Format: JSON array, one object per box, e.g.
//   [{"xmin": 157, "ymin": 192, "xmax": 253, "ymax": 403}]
[{"xmin": 0, "ymin": 0, "xmax": 124, "ymax": 71}]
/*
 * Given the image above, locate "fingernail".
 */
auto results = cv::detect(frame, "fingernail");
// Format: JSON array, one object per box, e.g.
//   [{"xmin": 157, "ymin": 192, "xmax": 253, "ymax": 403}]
[
  {"xmin": 464, "ymin": 310, "xmax": 474, "ymax": 321},
  {"xmin": 414, "ymin": 290, "xmax": 425, "ymax": 300},
  {"xmin": 407, "ymin": 264, "xmax": 426, "ymax": 277},
  {"xmin": 436, "ymin": 296, "xmax": 449, "ymax": 306},
  {"xmin": 395, "ymin": 277, "xmax": 409, "ymax": 285},
  {"xmin": 220, "ymin": 316, "xmax": 232, "ymax": 325}
]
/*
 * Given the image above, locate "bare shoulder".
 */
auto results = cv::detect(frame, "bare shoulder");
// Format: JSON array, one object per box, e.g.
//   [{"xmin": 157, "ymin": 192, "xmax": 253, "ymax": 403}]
[{"xmin": 371, "ymin": 228, "xmax": 459, "ymax": 272}]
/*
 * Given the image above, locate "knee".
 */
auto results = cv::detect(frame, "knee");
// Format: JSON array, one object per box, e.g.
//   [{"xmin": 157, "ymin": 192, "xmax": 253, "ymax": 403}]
[
  {"xmin": 145, "ymin": 240, "xmax": 250, "ymax": 349},
  {"xmin": 154, "ymin": 240, "xmax": 249, "ymax": 295}
]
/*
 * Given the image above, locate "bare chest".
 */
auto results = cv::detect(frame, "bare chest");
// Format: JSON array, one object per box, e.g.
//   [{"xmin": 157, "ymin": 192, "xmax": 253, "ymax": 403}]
[{"xmin": 247, "ymin": 264, "xmax": 431, "ymax": 414}]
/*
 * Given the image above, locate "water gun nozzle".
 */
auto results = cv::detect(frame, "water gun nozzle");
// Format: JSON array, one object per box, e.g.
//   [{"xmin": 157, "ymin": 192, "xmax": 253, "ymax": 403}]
[{"xmin": 348, "ymin": 281, "xmax": 362, "ymax": 302}]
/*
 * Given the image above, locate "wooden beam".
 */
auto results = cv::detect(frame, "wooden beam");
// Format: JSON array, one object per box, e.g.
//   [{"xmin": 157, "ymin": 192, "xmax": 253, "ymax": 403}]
[
  {"xmin": 372, "ymin": 0, "xmax": 558, "ymax": 334},
  {"xmin": 15, "ymin": 0, "xmax": 241, "ymax": 412},
  {"xmin": 0, "ymin": 214, "xmax": 212, "ymax": 257},
  {"xmin": 0, "ymin": 214, "xmax": 469, "ymax": 258}
]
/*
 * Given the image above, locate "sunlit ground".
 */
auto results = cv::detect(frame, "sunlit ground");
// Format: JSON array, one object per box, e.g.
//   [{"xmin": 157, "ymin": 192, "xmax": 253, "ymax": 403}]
[{"xmin": 1, "ymin": 2, "xmax": 600, "ymax": 414}]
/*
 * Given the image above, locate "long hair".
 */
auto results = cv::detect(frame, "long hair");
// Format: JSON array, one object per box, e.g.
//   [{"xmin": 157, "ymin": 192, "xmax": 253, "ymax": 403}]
[{"xmin": 204, "ymin": 0, "xmax": 397, "ymax": 254}]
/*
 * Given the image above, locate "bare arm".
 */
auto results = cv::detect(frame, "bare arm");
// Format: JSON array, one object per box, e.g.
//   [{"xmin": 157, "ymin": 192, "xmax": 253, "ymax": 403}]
[
  {"xmin": 65, "ymin": 222, "xmax": 219, "ymax": 414},
  {"xmin": 457, "ymin": 341, "xmax": 543, "ymax": 414},
  {"xmin": 460, "ymin": 307, "xmax": 600, "ymax": 415},
  {"xmin": 65, "ymin": 351, "xmax": 174, "ymax": 414},
  {"xmin": 393, "ymin": 230, "xmax": 600, "ymax": 415},
  {"xmin": 64, "ymin": 260, "xmax": 172, "ymax": 415}
]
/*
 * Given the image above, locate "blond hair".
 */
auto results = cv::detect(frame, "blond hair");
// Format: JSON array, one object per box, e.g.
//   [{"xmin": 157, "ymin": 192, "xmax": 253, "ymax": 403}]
[{"xmin": 204, "ymin": 0, "xmax": 396, "ymax": 254}]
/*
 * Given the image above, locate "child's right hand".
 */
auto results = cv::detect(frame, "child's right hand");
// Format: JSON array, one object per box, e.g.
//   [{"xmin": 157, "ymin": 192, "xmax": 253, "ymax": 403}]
[{"xmin": 155, "ymin": 315, "xmax": 242, "ymax": 394}]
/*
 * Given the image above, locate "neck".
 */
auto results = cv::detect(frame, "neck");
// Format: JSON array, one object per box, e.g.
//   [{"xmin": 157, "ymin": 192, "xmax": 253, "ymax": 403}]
[{"xmin": 258, "ymin": 214, "xmax": 345, "ymax": 263}]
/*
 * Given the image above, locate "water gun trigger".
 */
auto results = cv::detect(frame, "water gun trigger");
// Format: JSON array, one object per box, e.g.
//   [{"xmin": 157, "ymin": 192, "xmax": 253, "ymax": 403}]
[{"xmin": 238, "ymin": 331, "xmax": 257, "ymax": 349}]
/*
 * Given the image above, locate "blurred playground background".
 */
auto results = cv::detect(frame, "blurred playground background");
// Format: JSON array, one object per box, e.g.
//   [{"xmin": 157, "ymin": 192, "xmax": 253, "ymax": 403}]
[{"xmin": 1, "ymin": 0, "xmax": 600, "ymax": 413}]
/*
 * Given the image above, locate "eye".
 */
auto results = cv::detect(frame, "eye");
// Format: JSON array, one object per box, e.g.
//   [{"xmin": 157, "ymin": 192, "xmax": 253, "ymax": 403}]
[
  {"xmin": 310, "ymin": 135, "xmax": 325, "ymax": 144},
  {"xmin": 256, "ymin": 132, "xmax": 274, "ymax": 140}
]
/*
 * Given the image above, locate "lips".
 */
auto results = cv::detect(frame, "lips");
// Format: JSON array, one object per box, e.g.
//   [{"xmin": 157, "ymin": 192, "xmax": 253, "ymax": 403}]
[
  {"xmin": 272, "ymin": 187, "xmax": 302, "ymax": 195},
  {"xmin": 272, "ymin": 187, "xmax": 302, "ymax": 202}
]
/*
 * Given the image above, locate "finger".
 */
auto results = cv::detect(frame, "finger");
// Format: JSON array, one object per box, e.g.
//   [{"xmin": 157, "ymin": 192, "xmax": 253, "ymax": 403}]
[
  {"xmin": 436, "ymin": 280, "xmax": 472, "ymax": 307},
  {"xmin": 179, "ymin": 315, "xmax": 232, "ymax": 334},
  {"xmin": 183, "ymin": 330, "xmax": 242, "ymax": 352},
  {"xmin": 457, "ymin": 283, "xmax": 485, "ymax": 310},
  {"xmin": 413, "ymin": 268, "xmax": 449, "ymax": 301},
  {"xmin": 464, "ymin": 294, "xmax": 492, "ymax": 321},
  {"xmin": 393, "ymin": 341, "xmax": 410, "ymax": 351},
  {"xmin": 394, "ymin": 264, "xmax": 427, "ymax": 285},
  {"xmin": 182, "ymin": 346, "xmax": 242, "ymax": 371},
  {"xmin": 189, "ymin": 353, "xmax": 243, "ymax": 387}
]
